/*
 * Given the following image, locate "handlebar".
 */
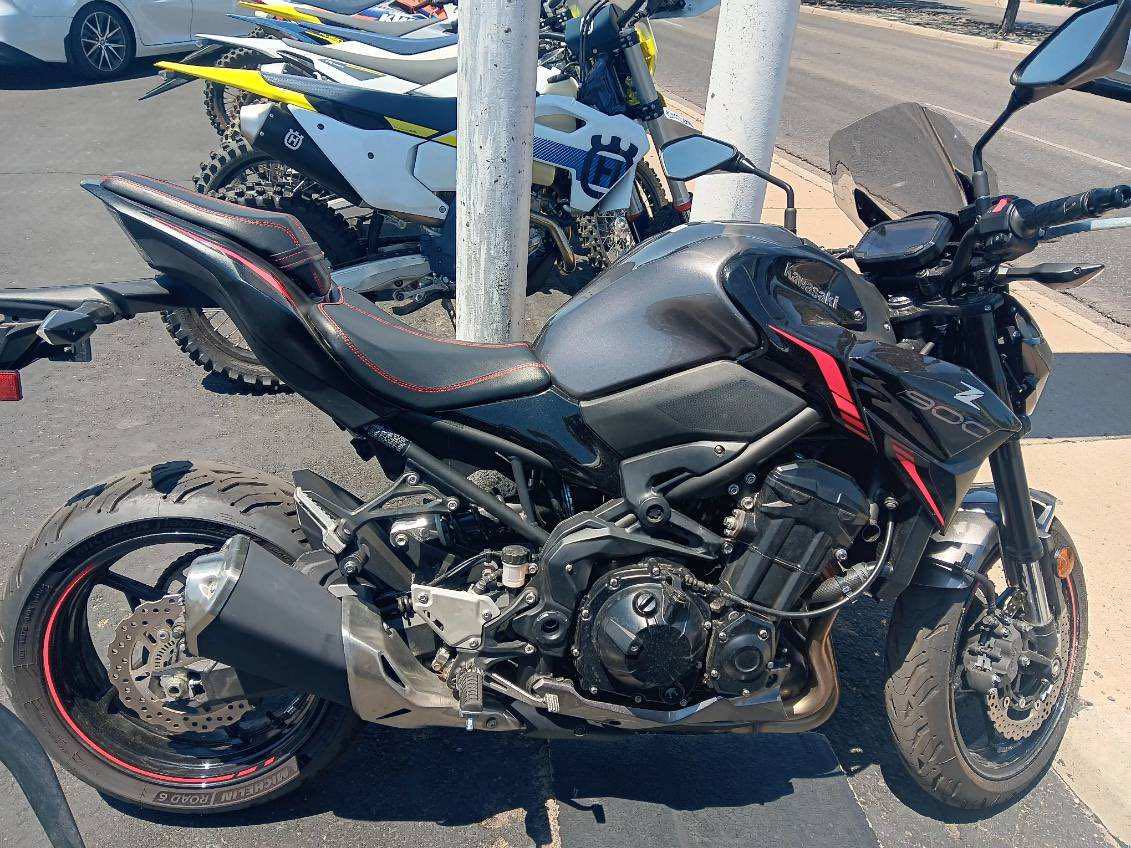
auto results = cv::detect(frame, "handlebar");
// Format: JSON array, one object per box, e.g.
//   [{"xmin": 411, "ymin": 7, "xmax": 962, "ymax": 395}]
[{"xmin": 1014, "ymin": 185, "xmax": 1131, "ymax": 238}]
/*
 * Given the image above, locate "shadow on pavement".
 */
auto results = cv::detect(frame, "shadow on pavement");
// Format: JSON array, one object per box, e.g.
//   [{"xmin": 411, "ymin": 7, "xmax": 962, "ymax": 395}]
[
  {"xmin": 1029, "ymin": 351, "xmax": 1131, "ymax": 439},
  {"xmin": 105, "ymin": 727, "xmax": 555, "ymax": 845},
  {"xmin": 0, "ymin": 57, "xmax": 180, "ymax": 92}
]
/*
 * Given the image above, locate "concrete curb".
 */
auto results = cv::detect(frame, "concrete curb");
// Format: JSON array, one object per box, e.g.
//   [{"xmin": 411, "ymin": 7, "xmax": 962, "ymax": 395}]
[{"xmin": 801, "ymin": 5, "xmax": 1034, "ymax": 55}]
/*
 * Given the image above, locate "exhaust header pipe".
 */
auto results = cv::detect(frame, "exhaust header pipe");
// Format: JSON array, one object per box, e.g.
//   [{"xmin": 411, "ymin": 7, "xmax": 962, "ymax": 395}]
[{"xmin": 184, "ymin": 536, "xmax": 351, "ymax": 706}]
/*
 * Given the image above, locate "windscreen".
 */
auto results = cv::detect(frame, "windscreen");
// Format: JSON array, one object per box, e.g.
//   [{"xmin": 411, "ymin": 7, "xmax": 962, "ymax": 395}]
[{"xmin": 828, "ymin": 102, "xmax": 997, "ymax": 231}]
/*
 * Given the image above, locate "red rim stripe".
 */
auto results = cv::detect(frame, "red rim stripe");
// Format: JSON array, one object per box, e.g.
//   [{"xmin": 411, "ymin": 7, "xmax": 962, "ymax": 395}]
[
  {"xmin": 771, "ymin": 326, "xmax": 869, "ymax": 439},
  {"xmin": 42, "ymin": 566, "xmax": 267, "ymax": 786},
  {"xmin": 893, "ymin": 443, "xmax": 946, "ymax": 527}
]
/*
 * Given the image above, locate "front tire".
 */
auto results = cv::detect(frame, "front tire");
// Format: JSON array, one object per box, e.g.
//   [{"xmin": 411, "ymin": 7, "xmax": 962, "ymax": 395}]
[
  {"xmin": 0, "ymin": 463, "xmax": 361, "ymax": 813},
  {"xmin": 884, "ymin": 518, "xmax": 1087, "ymax": 808},
  {"xmin": 68, "ymin": 3, "xmax": 135, "ymax": 80}
]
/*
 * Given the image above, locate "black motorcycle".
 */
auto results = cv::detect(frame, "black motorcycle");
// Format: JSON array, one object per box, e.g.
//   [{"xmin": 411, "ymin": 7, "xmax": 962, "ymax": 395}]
[{"xmin": 1, "ymin": 0, "xmax": 1128, "ymax": 814}]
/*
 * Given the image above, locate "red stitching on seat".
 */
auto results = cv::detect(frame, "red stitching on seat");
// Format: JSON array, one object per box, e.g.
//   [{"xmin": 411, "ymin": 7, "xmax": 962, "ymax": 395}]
[
  {"xmin": 317, "ymin": 302, "xmax": 547, "ymax": 393},
  {"xmin": 113, "ymin": 174, "xmax": 303, "ymax": 247},
  {"xmin": 323, "ymin": 298, "xmax": 531, "ymax": 349}
]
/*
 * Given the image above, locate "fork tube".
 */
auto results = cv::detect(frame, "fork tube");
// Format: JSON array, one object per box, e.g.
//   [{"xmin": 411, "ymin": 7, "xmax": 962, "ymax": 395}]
[
  {"xmin": 622, "ymin": 41, "xmax": 692, "ymax": 212},
  {"xmin": 964, "ymin": 299, "xmax": 1053, "ymax": 628}
]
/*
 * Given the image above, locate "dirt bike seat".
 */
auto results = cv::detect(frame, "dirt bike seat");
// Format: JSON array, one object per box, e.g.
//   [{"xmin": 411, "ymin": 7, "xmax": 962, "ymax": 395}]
[
  {"xmin": 310, "ymin": 286, "xmax": 551, "ymax": 411},
  {"xmin": 308, "ymin": 0, "xmax": 392, "ymax": 13},
  {"xmin": 262, "ymin": 71, "xmax": 457, "ymax": 135},
  {"xmin": 284, "ymin": 39, "xmax": 457, "ymax": 86},
  {"xmin": 299, "ymin": 20, "xmax": 457, "ymax": 54},
  {"xmin": 100, "ymin": 173, "xmax": 332, "ymax": 297},
  {"xmin": 304, "ymin": 9, "xmax": 439, "ymax": 37}
]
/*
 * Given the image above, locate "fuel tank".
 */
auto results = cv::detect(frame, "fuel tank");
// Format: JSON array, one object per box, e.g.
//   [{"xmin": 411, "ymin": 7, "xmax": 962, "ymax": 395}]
[
  {"xmin": 535, "ymin": 222, "xmax": 1019, "ymax": 526},
  {"xmin": 534, "ymin": 222, "xmax": 894, "ymax": 400}
]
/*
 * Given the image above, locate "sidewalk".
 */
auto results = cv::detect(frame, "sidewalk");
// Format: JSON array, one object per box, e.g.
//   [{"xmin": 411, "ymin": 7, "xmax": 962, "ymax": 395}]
[{"xmin": 665, "ymin": 97, "xmax": 1131, "ymax": 843}]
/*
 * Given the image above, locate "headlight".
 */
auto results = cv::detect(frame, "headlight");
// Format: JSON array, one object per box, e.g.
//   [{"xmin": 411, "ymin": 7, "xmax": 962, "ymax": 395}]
[{"xmin": 636, "ymin": 19, "xmax": 657, "ymax": 74}]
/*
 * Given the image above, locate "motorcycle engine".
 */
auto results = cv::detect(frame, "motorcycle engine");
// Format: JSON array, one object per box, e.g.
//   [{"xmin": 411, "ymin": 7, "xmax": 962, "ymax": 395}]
[{"xmin": 572, "ymin": 563, "xmax": 710, "ymax": 706}]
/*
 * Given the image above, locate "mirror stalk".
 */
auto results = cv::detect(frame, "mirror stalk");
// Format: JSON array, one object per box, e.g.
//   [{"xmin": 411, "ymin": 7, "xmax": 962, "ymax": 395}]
[
  {"xmin": 737, "ymin": 155, "xmax": 798, "ymax": 233},
  {"xmin": 972, "ymin": 93, "xmax": 1025, "ymax": 213}
]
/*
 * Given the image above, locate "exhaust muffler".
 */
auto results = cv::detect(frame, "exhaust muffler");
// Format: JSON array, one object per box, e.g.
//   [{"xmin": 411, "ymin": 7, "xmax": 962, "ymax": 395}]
[{"xmin": 183, "ymin": 536, "xmax": 351, "ymax": 706}]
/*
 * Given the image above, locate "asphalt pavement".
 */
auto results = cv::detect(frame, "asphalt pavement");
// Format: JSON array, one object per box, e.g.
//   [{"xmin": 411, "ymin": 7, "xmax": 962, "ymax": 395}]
[
  {"xmin": 0, "ymin": 38, "xmax": 1122, "ymax": 848},
  {"xmin": 657, "ymin": 6, "xmax": 1131, "ymax": 330}
]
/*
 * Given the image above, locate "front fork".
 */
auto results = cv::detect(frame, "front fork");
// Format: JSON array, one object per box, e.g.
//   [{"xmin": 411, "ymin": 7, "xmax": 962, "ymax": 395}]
[
  {"xmin": 622, "ymin": 40, "xmax": 692, "ymax": 214},
  {"xmin": 964, "ymin": 296, "xmax": 1063, "ymax": 647}
]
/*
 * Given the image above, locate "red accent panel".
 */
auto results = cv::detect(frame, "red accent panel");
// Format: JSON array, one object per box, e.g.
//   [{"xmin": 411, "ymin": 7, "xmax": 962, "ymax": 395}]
[
  {"xmin": 42, "ymin": 566, "xmax": 271, "ymax": 786},
  {"xmin": 161, "ymin": 219, "xmax": 299, "ymax": 309},
  {"xmin": 770, "ymin": 326, "xmax": 868, "ymax": 438},
  {"xmin": 0, "ymin": 371, "xmax": 22, "ymax": 401},
  {"xmin": 893, "ymin": 443, "xmax": 946, "ymax": 527},
  {"xmin": 992, "ymin": 197, "xmax": 1010, "ymax": 213}
]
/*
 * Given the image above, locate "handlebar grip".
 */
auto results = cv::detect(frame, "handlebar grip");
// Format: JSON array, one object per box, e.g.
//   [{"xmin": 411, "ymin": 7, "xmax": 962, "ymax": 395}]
[{"xmin": 1017, "ymin": 185, "xmax": 1131, "ymax": 236}]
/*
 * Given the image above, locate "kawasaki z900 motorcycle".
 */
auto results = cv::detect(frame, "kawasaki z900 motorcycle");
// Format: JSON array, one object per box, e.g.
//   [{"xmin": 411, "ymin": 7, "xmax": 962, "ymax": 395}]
[{"xmin": 1, "ymin": 0, "xmax": 1128, "ymax": 814}]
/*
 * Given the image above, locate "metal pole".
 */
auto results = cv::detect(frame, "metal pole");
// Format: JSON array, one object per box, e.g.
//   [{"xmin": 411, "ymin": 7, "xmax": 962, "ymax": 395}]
[
  {"xmin": 454, "ymin": 0, "xmax": 541, "ymax": 342},
  {"xmin": 691, "ymin": 0, "xmax": 801, "ymax": 222}
]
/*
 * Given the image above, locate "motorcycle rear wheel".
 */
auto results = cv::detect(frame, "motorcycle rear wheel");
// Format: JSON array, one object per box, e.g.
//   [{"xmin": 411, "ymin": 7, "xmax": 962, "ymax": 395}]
[
  {"xmin": 884, "ymin": 518, "xmax": 1087, "ymax": 808},
  {"xmin": 0, "ymin": 463, "xmax": 361, "ymax": 813}
]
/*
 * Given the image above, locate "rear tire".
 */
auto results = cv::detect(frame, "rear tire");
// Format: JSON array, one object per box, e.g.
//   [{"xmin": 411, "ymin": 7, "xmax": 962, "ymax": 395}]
[
  {"xmin": 0, "ymin": 463, "xmax": 361, "ymax": 813},
  {"xmin": 203, "ymin": 46, "xmax": 269, "ymax": 137},
  {"xmin": 162, "ymin": 185, "xmax": 360, "ymax": 393}
]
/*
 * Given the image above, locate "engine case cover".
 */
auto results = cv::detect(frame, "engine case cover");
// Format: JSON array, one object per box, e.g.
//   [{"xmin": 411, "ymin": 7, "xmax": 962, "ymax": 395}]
[{"xmin": 573, "ymin": 564, "xmax": 710, "ymax": 705}]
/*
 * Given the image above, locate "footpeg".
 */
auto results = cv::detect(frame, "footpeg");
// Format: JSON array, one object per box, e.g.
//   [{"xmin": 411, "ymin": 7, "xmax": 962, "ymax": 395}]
[{"xmin": 453, "ymin": 665, "xmax": 484, "ymax": 714}]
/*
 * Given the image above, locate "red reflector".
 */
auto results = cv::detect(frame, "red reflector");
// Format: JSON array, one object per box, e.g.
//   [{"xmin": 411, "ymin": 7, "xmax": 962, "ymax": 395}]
[
  {"xmin": 0, "ymin": 371, "xmax": 22, "ymax": 401},
  {"xmin": 673, "ymin": 199, "xmax": 693, "ymax": 213}
]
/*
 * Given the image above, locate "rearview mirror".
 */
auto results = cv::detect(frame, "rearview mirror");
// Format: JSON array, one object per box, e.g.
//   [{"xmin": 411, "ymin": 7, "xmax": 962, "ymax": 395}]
[
  {"xmin": 1011, "ymin": 0, "xmax": 1131, "ymax": 102},
  {"xmin": 660, "ymin": 135, "xmax": 738, "ymax": 180}
]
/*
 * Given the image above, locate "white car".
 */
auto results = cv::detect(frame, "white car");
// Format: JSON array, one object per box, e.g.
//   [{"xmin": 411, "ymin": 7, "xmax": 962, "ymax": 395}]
[{"xmin": 0, "ymin": 0, "xmax": 251, "ymax": 79}]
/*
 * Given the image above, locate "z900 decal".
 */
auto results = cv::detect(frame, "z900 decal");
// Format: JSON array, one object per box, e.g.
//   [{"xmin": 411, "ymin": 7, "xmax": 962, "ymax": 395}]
[{"xmin": 900, "ymin": 389, "xmax": 993, "ymax": 440}]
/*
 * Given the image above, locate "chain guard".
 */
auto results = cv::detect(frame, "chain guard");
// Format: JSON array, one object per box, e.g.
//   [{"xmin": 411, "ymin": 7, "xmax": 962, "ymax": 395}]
[{"xmin": 107, "ymin": 596, "xmax": 251, "ymax": 734}]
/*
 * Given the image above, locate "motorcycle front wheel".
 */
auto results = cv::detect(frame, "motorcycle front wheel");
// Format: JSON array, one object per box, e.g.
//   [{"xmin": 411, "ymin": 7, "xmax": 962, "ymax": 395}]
[
  {"xmin": 884, "ymin": 518, "xmax": 1087, "ymax": 809},
  {"xmin": 0, "ymin": 463, "xmax": 361, "ymax": 813}
]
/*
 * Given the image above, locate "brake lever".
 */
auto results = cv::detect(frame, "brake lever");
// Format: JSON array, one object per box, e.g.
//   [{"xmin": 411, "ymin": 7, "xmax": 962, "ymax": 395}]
[{"xmin": 998, "ymin": 262, "xmax": 1105, "ymax": 291}]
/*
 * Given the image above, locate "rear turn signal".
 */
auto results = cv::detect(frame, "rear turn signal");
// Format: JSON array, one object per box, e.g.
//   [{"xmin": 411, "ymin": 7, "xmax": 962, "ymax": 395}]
[{"xmin": 0, "ymin": 371, "xmax": 22, "ymax": 401}]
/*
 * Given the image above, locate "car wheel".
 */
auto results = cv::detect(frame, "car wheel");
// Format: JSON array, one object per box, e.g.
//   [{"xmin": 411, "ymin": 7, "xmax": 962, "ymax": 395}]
[{"xmin": 68, "ymin": 3, "xmax": 135, "ymax": 79}]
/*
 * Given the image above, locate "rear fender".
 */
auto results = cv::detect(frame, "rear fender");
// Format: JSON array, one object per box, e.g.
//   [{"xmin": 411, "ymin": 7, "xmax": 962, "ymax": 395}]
[
  {"xmin": 910, "ymin": 485, "xmax": 1057, "ymax": 590},
  {"xmin": 88, "ymin": 182, "xmax": 392, "ymax": 428}
]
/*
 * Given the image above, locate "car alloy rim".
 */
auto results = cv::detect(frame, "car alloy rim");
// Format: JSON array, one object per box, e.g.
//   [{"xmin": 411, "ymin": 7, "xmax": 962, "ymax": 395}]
[{"xmin": 80, "ymin": 11, "xmax": 127, "ymax": 72}]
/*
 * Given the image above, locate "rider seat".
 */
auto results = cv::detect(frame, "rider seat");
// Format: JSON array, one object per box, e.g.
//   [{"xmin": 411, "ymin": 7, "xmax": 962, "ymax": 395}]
[
  {"xmin": 283, "ymin": 39, "xmax": 458, "ymax": 86},
  {"xmin": 309, "ymin": 286, "xmax": 551, "ymax": 411},
  {"xmin": 261, "ymin": 71, "xmax": 457, "ymax": 135},
  {"xmin": 100, "ymin": 173, "xmax": 333, "ymax": 297},
  {"xmin": 300, "ymin": 20, "xmax": 458, "ymax": 55}
]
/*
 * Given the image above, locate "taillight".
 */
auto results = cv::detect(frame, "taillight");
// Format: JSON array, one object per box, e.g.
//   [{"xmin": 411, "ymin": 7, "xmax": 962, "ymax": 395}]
[{"xmin": 0, "ymin": 371, "xmax": 22, "ymax": 401}]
